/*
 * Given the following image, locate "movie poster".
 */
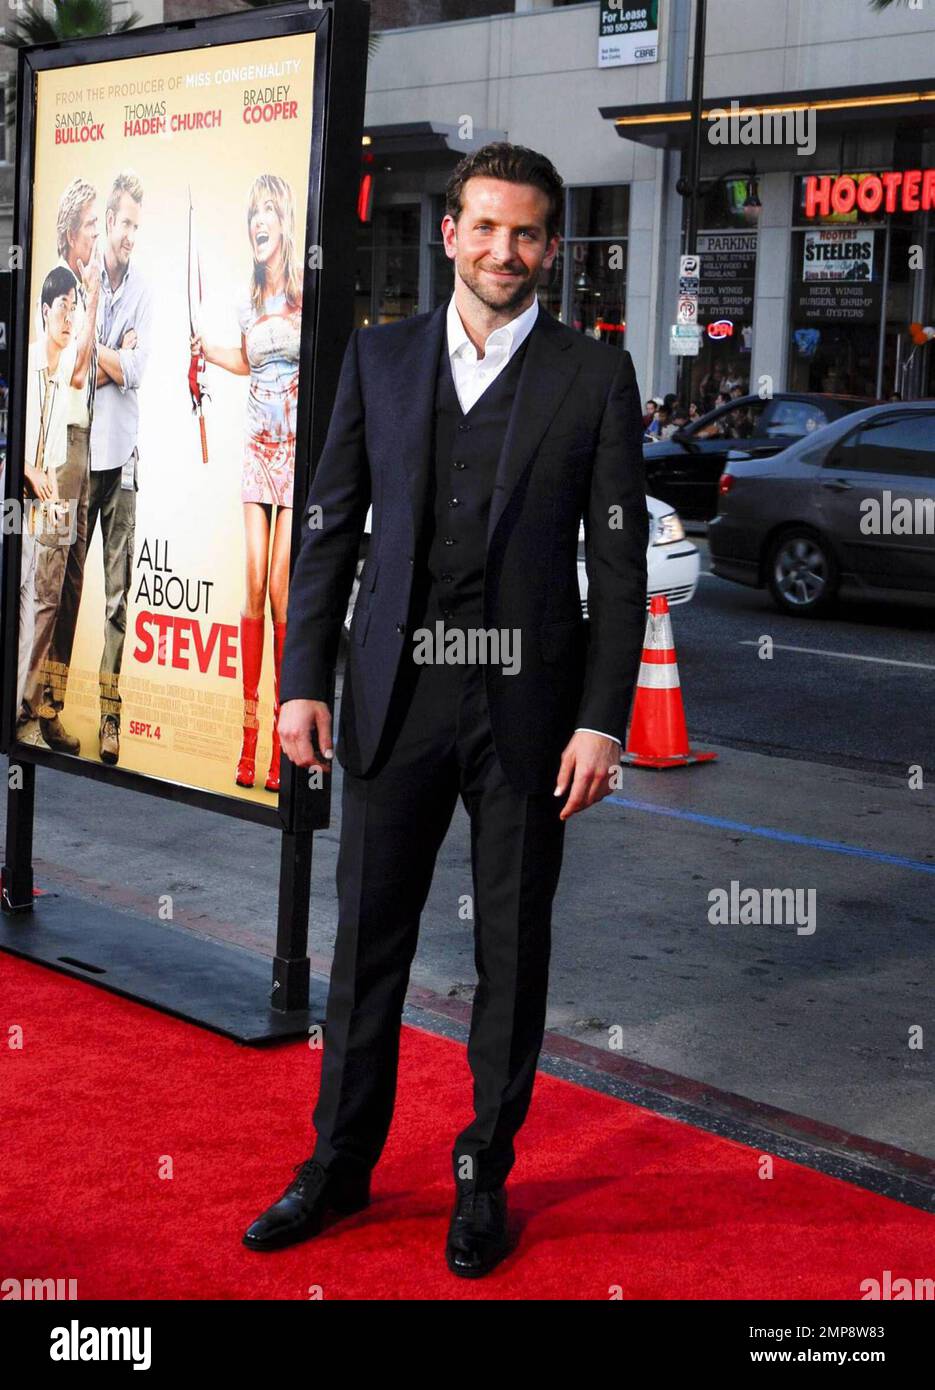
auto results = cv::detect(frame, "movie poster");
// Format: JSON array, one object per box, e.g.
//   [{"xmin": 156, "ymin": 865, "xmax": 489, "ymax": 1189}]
[{"xmin": 11, "ymin": 31, "xmax": 318, "ymax": 807}]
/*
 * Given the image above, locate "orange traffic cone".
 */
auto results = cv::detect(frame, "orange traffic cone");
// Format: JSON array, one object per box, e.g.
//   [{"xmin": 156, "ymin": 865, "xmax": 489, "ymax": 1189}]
[{"xmin": 623, "ymin": 596, "xmax": 717, "ymax": 769}]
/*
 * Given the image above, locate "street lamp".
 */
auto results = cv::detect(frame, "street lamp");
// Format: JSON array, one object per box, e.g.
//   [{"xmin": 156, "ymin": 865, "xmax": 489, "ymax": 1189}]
[
  {"xmin": 676, "ymin": 167, "xmax": 763, "ymax": 225},
  {"xmin": 741, "ymin": 176, "xmax": 762, "ymax": 224}
]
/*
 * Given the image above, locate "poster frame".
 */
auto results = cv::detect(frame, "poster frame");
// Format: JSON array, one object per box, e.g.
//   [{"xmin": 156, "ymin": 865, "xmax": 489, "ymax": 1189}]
[{"xmin": 0, "ymin": 0, "xmax": 368, "ymax": 834}]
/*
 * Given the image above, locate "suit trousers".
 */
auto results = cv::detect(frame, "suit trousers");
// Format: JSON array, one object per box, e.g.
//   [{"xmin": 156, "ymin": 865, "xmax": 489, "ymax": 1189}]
[{"xmin": 311, "ymin": 646, "xmax": 567, "ymax": 1193}]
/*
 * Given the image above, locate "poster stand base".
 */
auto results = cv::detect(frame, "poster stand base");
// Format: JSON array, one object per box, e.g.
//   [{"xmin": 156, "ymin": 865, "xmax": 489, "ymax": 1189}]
[{"xmin": 0, "ymin": 889, "xmax": 327, "ymax": 1045}]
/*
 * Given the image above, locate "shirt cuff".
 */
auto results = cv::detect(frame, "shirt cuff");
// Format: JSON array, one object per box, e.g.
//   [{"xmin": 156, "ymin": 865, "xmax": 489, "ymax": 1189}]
[
  {"xmin": 575, "ymin": 726, "xmax": 622, "ymax": 746},
  {"xmin": 117, "ymin": 349, "xmax": 133, "ymax": 393}
]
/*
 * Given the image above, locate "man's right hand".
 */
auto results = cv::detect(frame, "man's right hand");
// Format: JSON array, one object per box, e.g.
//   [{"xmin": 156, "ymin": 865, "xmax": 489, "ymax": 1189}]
[
  {"xmin": 278, "ymin": 699, "xmax": 334, "ymax": 774},
  {"xmin": 24, "ymin": 464, "xmax": 54, "ymax": 502}
]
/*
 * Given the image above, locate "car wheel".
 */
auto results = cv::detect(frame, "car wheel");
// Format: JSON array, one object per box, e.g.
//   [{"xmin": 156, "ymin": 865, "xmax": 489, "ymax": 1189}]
[{"xmin": 766, "ymin": 528, "xmax": 837, "ymax": 617}]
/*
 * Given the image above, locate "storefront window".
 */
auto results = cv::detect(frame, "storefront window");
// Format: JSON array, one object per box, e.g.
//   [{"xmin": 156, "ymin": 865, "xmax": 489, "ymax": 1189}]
[
  {"xmin": 921, "ymin": 224, "xmax": 935, "ymax": 400},
  {"xmin": 565, "ymin": 185, "xmax": 628, "ymax": 348},
  {"xmin": 686, "ymin": 179, "xmax": 759, "ymax": 408},
  {"xmin": 355, "ymin": 204, "xmax": 421, "ymax": 326},
  {"xmin": 536, "ymin": 242, "xmax": 563, "ymax": 321},
  {"xmin": 571, "ymin": 184, "xmax": 629, "ymax": 239},
  {"xmin": 788, "ymin": 174, "xmax": 916, "ymax": 399},
  {"xmin": 428, "ymin": 202, "xmax": 451, "ymax": 311},
  {"xmin": 788, "ymin": 223, "xmax": 882, "ymax": 396}
]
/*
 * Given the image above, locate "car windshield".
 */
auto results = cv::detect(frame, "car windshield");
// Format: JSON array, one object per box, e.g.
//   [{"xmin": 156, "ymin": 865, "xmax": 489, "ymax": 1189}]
[
  {"xmin": 693, "ymin": 401, "xmax": 766, "ymax": 441},
  {"xmin": 763, "ymin": 400, "xmax": 830, "ymax": 438}
]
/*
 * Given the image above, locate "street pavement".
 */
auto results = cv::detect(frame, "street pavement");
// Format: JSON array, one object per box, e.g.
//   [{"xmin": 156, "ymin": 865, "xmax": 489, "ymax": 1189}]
[{"xmin": 2, "ymin": 540, "xmax": 933, "ymax": 1167}]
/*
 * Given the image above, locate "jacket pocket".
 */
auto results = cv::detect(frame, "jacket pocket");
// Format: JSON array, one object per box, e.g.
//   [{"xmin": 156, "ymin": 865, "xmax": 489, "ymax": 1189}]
[{"xmin": 360, "ymin": 557, "xmax": 380, "ymax": 593}]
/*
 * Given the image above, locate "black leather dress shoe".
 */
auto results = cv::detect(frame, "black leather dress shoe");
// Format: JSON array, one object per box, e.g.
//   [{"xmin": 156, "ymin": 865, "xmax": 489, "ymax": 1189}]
[
  {"xmin": 445, "ymin": 1187, "xmax": 512, "ymax": 1278},
  {"xmin": 243, "ymin": 1158, "xmax": 370, "ymax": 1252}
]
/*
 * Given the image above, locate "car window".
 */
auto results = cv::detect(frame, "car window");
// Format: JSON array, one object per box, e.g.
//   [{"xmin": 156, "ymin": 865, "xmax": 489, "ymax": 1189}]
[
  {"xmin": 830, "ymin": 413, "xmax": 935, "ymax": 477},
  {"xmin": 763, "ymin": 399, "xmax": 830, "ymax": 438},
  {"xmin": 694, "ymin": 401, "xmax": 766, "ymax": 441}
]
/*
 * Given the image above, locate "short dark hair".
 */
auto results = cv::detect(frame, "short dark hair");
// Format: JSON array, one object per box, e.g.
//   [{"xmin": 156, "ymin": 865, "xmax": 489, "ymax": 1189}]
[
  {"xmin": 40, "ymin": 264, "xmax": 78, "ymax": 312},
  {"xmin": 445, "ymin": 141, "xmax": 564, "ymax": 242}
]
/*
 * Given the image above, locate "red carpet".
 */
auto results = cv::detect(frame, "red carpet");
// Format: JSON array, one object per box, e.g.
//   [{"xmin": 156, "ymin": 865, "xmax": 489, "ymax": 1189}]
[{"xmin": 1, "ymin": 950, "xmax": 931, "ymax": 1300}]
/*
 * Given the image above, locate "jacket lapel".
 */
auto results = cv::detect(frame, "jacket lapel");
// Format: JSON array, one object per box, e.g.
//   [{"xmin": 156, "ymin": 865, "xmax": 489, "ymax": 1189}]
[
  {"xmin": 396, "ymin": 301, "xmax": 447, "ymax": 543},
  {"xmin": 486, "ymin": 308, "xmax": 580, "ymax": 545}
]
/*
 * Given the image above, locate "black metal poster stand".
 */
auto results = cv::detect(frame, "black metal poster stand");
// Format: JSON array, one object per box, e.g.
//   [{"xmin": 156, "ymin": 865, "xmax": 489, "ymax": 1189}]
[{"xmin": 0, "ymin": 2, "xmax": 368, "ymax": 1043}]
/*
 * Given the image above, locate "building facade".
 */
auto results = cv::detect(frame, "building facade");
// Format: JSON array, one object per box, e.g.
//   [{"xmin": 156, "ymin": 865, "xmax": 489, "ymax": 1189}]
[
  {"xmin": 4, "ymin": 0, "xmax": 935, "ymax": 406},
  {"xmin": 358, "ymin": 0, "xmax": 935, "ymax": 405}
]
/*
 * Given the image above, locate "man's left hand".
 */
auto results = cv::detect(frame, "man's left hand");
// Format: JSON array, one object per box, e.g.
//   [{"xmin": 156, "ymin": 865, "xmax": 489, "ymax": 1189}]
[{"xmin": 553, "ymin": 731, "xmax": 620, "ymax": 821}]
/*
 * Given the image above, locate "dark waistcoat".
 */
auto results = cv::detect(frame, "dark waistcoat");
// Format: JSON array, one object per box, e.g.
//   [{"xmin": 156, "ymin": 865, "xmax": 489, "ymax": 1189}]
[{"xmin": 410, "ymin": 332, "xmax": 532, "ymax": 635}]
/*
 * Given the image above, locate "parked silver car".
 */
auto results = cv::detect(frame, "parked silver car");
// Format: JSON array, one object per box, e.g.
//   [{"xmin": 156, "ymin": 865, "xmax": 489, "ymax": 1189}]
[{"xmin": 708, "ymin": 402, "xmax": 935, "ymax": 616}]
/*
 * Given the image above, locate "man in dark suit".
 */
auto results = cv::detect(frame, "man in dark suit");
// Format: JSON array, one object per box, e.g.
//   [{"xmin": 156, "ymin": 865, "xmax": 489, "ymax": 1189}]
[{"xmin": 244, "ymin": 142, "xmax": 648, "ymax": 1277}]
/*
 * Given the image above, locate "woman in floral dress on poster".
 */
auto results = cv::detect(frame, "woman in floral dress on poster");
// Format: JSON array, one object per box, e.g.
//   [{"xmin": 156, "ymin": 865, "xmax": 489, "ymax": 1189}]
[{"xmin": 192, "ymin": 173, "xmax": 302, "ymax": 793}]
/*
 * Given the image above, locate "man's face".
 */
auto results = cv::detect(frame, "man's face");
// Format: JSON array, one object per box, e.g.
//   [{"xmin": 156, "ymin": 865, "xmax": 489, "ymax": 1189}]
[
  {"xmin": 441, "ymin": 176, "xmax": 559, "ymax": 314},
  {"xmin": 44, "ymin": 288, "xmax": 77, "ymax": 351},
  {"xmin": 70, "ymin": 198, "xmax": 99, "ymax": 270},
  {"xmin": 107, "ymin": 192, "xmax": 141, "ymax": 269}
]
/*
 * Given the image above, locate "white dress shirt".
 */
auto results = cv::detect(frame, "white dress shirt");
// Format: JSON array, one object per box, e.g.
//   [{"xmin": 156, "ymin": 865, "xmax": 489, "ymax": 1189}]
[
  {"xmin": 445, "ymin": 292, "xmax": 622, "ymax": 750},
  {"xmin": 446, "ymin": 290, "xmax": 539, "ymax": 413}
]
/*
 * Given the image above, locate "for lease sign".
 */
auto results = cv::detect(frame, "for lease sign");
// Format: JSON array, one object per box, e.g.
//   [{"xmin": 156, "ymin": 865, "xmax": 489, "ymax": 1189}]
[{"xmin": 598, "ymin": 2, "xmax": 659, "ymax": 68}]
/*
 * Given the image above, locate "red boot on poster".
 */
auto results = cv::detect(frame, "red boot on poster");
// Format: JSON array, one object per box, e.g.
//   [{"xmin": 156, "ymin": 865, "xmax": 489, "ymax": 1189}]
[
  {"xmin": 265, "ymin": 619, "xmax": 287, "ymax": 793},
  {"xmin": 236, "ymin": 613, "xmax": 265, "ymax": 788}
]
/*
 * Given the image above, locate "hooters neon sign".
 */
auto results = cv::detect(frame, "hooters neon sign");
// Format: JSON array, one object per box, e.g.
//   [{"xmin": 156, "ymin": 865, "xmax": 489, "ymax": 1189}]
[{"xmin": 805, "ymin": 170, "xmax": 935, "ymax": 218}]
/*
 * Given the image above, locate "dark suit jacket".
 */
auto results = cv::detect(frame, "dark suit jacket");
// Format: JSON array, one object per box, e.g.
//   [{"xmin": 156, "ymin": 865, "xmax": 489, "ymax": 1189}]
[{"xmin": 280, "ymin": 300, "xmax": 648, "ymax": 794}]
